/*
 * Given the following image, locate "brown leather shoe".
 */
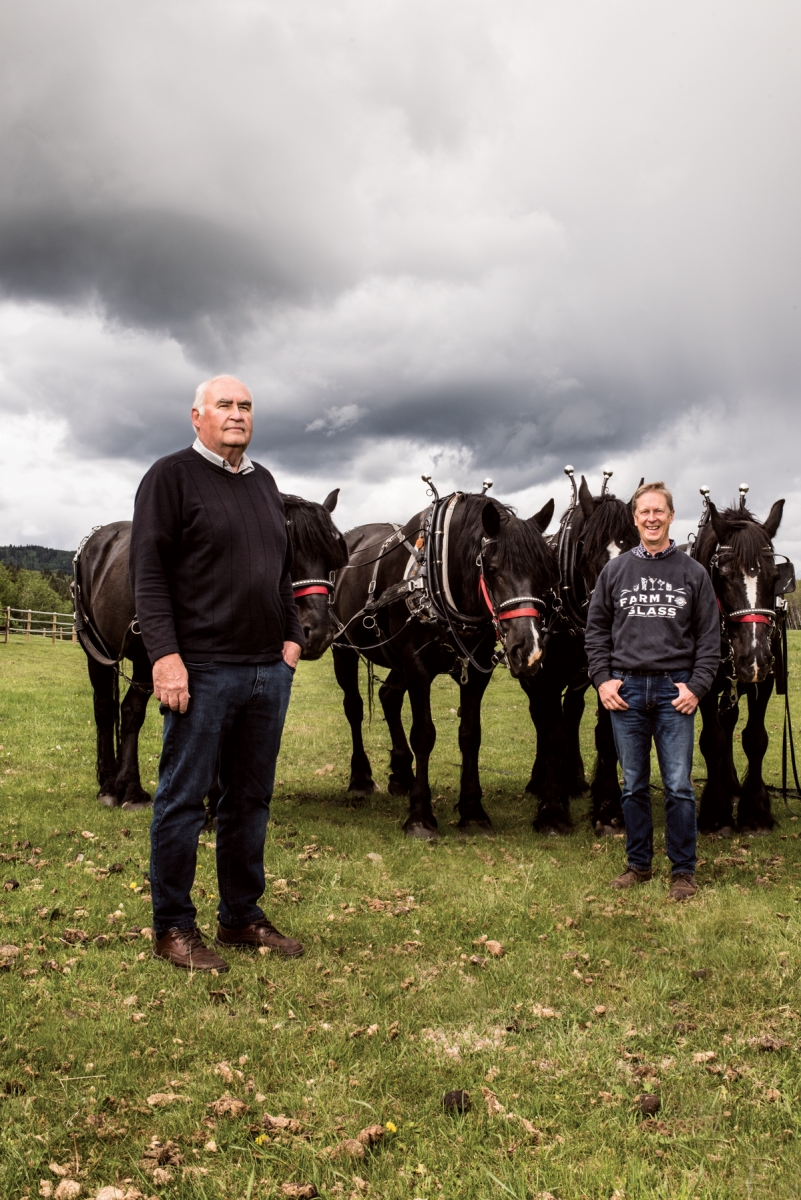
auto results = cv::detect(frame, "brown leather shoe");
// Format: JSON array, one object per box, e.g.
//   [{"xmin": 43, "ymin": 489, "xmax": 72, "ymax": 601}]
[
  {"xmin": 216, "ymin": 918, "xmax": 304, "ymax": 958},
  {"xmin": 609, "ymin": 865, "xmax": 653, "ymax": 889},
  {"xmin": 153, "ymin": 926, "xmax": 230, "ymax": 972},
  {"xmin": 668, "ymin": 873, "xmax": 697, "ymax": 901}
]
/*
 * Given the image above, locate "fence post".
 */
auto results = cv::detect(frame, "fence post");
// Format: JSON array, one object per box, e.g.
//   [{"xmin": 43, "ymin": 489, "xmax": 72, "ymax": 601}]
[
  {"xmin": 26, "ymin": 610, "xmax": 31, "ymax": 643},
  {"xmin": 72, "ymin": 623, "xmax": 76, "ymax": 645},
  {"xmin": 52, "ymin": 612, "xmax": 57, "ymax": 645},
  {"xmin": 4, "ymin": 607, "xmax": 8, "ymax": 644}
]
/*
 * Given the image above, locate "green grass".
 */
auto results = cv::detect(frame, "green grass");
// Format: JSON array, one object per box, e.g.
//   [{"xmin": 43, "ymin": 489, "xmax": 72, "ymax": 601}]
[{"xmin": 1, "ymin": 638, "xmax": 801, "ymax": 1199}]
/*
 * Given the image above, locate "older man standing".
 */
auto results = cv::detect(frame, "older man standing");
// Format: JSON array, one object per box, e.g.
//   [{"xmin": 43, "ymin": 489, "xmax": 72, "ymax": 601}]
[
  {"xmin": 130, "ymin": 375, "xmax": 304, "ymax": 971},
  {"xmin": 585, "ymin": 482, "xmax": 719, "ymax": 901}
]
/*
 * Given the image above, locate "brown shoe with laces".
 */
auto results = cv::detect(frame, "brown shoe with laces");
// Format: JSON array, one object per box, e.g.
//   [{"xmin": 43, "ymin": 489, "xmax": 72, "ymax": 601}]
[
  {"xmin": 668, "ymin": 873, "xmax": 697, "ymax": 901},
  {"xmin": 609, "ymin": 865, "xmax": 653, "ymax": 889},
  {"xmin": 153, "ymin": 925, "xmax": 230, "ymax": 972},
  {"xmin": 216, "ymin": 918, "xmax": 304, "ymax": 958}
]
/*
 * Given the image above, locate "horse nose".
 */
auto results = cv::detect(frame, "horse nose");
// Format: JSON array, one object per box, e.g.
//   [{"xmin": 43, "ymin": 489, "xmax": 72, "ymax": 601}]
[{"xmin": 303, "ymin": 624, "xmax": 313, "ymax": 643}]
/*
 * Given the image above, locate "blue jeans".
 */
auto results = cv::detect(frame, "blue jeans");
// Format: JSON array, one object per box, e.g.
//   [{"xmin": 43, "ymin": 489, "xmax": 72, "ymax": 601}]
[
  {"xmin": 609, "ymin": 669, "xmax": 697, "ymax": 876},
  {"xmin": 150, "ymin": 660, "xmax": 294, "ymax": 937}
]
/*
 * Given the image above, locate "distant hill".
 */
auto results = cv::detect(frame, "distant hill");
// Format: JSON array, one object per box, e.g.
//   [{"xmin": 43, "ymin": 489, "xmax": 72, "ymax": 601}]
[{"xmin": 0, "ymin": 545, "xmax": 75, "ymax": 573}]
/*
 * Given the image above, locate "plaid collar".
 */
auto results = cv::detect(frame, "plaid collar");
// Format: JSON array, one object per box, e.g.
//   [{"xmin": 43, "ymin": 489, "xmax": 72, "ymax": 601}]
[{"xmin": 632, "ymin": 539, "xmax": 677, "ymax": 560}]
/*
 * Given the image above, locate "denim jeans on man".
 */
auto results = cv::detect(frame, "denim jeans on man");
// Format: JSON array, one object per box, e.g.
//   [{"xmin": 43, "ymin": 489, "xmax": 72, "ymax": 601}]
[
  {"xmin": 150, "ymin": 660, "xmax": 293, "ymax": 938},
  {"xmin": 609, "ymin": 669, "xmax": 697, "ymax": 876}
]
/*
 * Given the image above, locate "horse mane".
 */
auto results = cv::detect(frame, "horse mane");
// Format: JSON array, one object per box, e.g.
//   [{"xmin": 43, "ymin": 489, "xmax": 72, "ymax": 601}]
[
  {"xmin": 715, "ymin": 505, "xmax": 773, "ymax": 572},
  {"xmin": 459, "ymin": 494, "xmax": 557, "ymax": 590},
  {"xmin": 281, "ymin": 494, "xmax": 348, "ymax": 568},
  {"xmin": 580, "ymin": 495, "xmax": 636, "ymax": 564}
]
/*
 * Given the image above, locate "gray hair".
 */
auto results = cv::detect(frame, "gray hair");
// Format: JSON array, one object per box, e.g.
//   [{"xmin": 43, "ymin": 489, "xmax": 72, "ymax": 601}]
[
  {"xmin": 193, "ymin": 375, "xmax": 249, "ymax": 414},
  {"xmin": 631, "ymin": 480, "xmax": 674, "ymax": 515}
]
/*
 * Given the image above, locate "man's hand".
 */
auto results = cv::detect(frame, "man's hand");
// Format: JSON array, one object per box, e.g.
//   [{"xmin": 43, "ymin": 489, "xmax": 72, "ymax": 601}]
[
  {"xmin": 153, "ymin": 653, "xmax": 190, "ymax": 713},
  {"xmin": 282, "ymin": 641, "xmax": 302, "ymax": 670},
  {"xmin": 598, "ymin": 678, "xmax": 629, "ymax": 711},
  {"xmin": 671, "ymin": 682, "xmax": 699, "ymax": 715}
]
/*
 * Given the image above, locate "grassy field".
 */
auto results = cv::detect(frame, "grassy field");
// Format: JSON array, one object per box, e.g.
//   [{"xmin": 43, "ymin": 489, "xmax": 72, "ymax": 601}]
[{"xmin": 1, "ymin": 638, "xmax": 801, "ymax": 1200}]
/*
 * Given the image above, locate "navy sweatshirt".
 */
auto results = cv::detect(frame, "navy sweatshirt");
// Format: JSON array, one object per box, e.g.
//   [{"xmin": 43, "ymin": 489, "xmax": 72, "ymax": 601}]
[
  {"xmin": 584, "ymin": 546, "xmax": 720, "ymax": 700},
  {"xmin": 129, "ymin": 448, "xmax": 305, "ymax": 665}
]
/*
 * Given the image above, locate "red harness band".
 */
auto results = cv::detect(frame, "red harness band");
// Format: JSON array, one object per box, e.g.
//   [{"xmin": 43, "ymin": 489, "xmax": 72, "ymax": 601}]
[
  {"xmin": 293, "ymin": 585, "xmax": 330, "ymax": 598},
  {"xmin": 716, "ymin": 598, "xmax": 771, "ymax": 625},
  {"xmin": 478, "ymin": 575, "xmax": 540, "ymax": 622}
]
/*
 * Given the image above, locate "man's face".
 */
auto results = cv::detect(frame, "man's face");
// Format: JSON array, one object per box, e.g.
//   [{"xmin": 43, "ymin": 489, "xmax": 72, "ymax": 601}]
[
  {"xmin": 192, "ymin": 377, "xmax": 253, "ymax": 456},
  {"xmin": 634, "ymin": 492, "xmax": 674, "ymax": 548}
]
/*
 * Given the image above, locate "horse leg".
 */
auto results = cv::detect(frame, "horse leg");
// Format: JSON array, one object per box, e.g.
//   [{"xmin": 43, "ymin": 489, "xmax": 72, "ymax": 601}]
[
  {"xmin": 520, "ymin": 675, "xmax": 572, "ymax": 834},
  {"xmin": 115, "ymin": 656, "xmax": 154, "ymax": 810},
  {"xmin": 456, "ymin": 666, "xmax": 493, "ymax": 833},
  {"xmin": 737, "ymin": 680, "xmax": 776, "ymax": 833},
  {"xmin": 563, "ymin": 680, "xmax": 590, "ymax": 796},
  {"xmin": 379, "ymin": 670, "xmax": 414, "ymax": 795},
  {"xmin": 87, "ymin": 656, "xmax": 120, "ymax": 806},
  {"xmin": 590, "ymin": 700, "xmax": 624, "ymax": 835},
  {"xmin": 403, "ymin": 657, "xmax": 438, "ymax": 839},
  {"xmin": 698, "ymin": 686, "xmax": 738, "ymax": 835},
  {"xmin": 332, "ymin": 644, "xmax": 376, "ymax": 795}
]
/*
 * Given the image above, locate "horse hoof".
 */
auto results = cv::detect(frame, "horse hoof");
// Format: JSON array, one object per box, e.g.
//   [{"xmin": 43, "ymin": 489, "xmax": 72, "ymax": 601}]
[
  {"xmin": 120, "ymin": 798, "xmax": 153, "ymax": 812},
  {"xmin": 535, "ymin": 821, "xmax": 571, "ymax": 836},
  {"xmin": 388, "ymin": 779, "xmax": 411, "ymax": 796},
  {"xmin": 718, "ymin": 825, "xmax": 734, "ymax": 839},
  {"xmin": 404, "ymin": 823, "xmax": 438, "ymax": 841},
  {"xmin": 457, "ymin": 820, "xmax": 494, "ymax": 839},
  {"xmin": 97, "ymin": 793, "xmax": 119, "ymax": 808},
  {"xmin": 594, "ymin": 822, "xmax": 617, "ymax": 837},
  {"xmin": 348, "ymin": 781, "xmax": 377, "ymax": 797}
]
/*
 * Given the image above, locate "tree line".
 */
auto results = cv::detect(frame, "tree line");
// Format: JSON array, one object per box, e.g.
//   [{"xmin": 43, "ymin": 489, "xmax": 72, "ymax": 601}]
[{"xmin": 0, "ymin": 561, "xmax": 73, "ymax": 615}]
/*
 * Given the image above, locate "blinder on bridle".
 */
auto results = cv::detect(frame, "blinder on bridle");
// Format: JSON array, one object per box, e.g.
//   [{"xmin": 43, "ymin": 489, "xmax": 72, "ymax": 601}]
[{"xmin": 774, "ymin": 555, "xmax": 796, "ymax": 597}]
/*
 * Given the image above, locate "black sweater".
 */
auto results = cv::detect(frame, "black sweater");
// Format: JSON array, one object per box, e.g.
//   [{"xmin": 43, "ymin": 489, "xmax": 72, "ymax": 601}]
[
  {"xmin": 129, "ymin": 448, "xmax": 305, "ymax": 665},
  {"xmin": 584, "ymin": 547, "xmax": 720, "ymax": 700}
]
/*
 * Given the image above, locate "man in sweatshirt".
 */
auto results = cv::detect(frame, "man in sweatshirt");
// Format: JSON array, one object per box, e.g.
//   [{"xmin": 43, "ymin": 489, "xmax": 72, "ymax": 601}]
[
  {"xmin": 584, "ymin": 482, "xmax": 719, "ymax": 900},
  {"xmin": 130, "ymin": 375, "xmax": 305, "ymax": 970}
]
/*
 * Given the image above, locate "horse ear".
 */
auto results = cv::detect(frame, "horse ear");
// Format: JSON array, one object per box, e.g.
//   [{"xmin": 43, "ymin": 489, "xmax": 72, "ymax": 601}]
[
  {"xmin": 578, "ymin": 475, "xmax": 595, "ymax": 521},
  {"xmin": 482, "ymin": 501, "xmax": 503, "ymax": 539},
  {"xmin": 628, "ymin": 479, "xmax": 645, "ymax": 507},
  {"xmin": 709, "ymin": 501, "xmax": 731, "ymax": 545},
  {"xmin": 322, "ymin": 488, "xmax": 340, "ymax": 513},
  {"xmin": 763, "ymin": 499, "xmax": 785, "ymax": 540},
  {"xmin": 529, "ymin": 498, "xmax": 554, "ymax": 533}
]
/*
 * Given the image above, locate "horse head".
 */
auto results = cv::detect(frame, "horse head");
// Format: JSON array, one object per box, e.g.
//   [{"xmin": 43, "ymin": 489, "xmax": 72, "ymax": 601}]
[
  {"xmin": 706, "ymin": 499, "xmax": 785, "ymax": 683},
  {"xmin": 283, "ymin": 489, "xmax": 349, "ymax": 660},
  {"xmin": 575, "ymin": 475, "xmax": 639, "ymax": 592},
  {"xmin": 478, "ymin": 495, "xmax": 556, "ymax": 679}
]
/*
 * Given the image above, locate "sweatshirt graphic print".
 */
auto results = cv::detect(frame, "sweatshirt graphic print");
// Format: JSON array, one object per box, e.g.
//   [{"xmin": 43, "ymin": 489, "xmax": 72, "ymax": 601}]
[{"xmin": 584, "ymin": 548, "xmax": 721, "ymax": 701}]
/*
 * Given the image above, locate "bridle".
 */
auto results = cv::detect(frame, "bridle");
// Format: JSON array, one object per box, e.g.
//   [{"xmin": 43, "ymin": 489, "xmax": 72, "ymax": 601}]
[
  {"xmin": 710, "ymin": 547, "xmax": 780, "ymax": 628},
  {"xmin": 476, "ymin": 538, "xmax": 546, "ymax": 646}
]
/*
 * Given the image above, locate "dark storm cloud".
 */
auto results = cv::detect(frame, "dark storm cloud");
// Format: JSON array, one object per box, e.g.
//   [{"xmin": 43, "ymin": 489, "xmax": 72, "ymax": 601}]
[{"xmin": 0, "ymin": 208, "xmax": 308, "ymax": 354}]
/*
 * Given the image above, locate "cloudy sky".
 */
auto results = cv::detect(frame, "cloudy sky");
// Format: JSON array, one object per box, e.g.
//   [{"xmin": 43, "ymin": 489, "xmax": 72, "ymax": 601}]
[{"xmin": 1, "ymin": 0, "xmax": 799, "ymax": 556}]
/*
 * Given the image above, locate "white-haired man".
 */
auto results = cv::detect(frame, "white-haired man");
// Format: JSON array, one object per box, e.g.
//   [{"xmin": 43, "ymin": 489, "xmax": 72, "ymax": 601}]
[
  {"xmin": 130, "ymin": 375, "xmax": 304, "ymax": 971},
  {"xmin": 585, "ymin": 481, "xmax": 719, "ymax": 901}
]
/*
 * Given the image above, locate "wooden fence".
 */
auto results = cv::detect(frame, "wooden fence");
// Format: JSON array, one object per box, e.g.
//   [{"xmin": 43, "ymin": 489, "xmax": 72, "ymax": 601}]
[{"xmin": 4, "ymin": 607, "xmax": 77, "ymax": 644}]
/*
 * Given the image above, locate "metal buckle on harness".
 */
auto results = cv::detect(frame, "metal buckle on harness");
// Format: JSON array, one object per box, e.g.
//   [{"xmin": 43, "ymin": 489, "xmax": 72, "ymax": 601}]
[
  {"xmin": 367, "ymin": 580, "xmax": 376, "ymax": 595},
  {"xmin": 407, "ymin": 577, "xmax": 424, "ymax": 593}
]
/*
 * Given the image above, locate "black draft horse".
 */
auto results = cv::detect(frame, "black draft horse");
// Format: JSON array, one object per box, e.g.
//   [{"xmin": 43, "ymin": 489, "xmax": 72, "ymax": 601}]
[
  {"xmin": 694, "ymin": 496, "xmax": 789, "ymax": 835},
  {"xmin": 73, "ymin": 490, "xmax": 346, "ymax": 810},
  {"xmin": 521, "ymin": 473, "xmax": 639, "ymax": 834},
  {"xmin": 332, "ymin": 491, "xmax": 556, "ymax": 838}
]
